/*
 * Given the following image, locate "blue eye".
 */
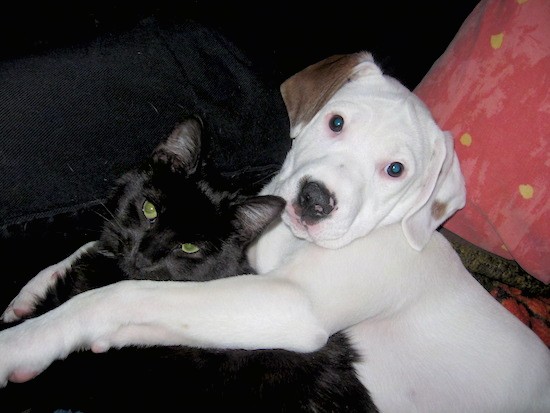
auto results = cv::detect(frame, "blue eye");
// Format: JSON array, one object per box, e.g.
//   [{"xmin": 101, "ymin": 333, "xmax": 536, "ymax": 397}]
[
  {"xmin": 387, "ymin": 162, "xmax": 404, "ymax": 177},
  {"xmin": 329, "ymin": 115, "xmax": 344, "ymax": 132}
]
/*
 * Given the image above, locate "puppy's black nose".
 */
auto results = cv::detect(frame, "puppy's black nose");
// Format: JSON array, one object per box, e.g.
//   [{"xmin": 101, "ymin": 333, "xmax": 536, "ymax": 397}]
[{"xmin": 298, "ymin": 181, "xmax": 335, "ymax": 223}]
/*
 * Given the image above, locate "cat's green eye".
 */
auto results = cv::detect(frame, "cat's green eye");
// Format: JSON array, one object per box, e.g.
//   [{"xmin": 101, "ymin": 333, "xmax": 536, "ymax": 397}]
[
  {"xmin": 181, "ymin": 243, "xmax": 200, "ymax": 254},
  {"xmin": 142, "ymin": 200, "xmax": 158, "ymax": 220}
]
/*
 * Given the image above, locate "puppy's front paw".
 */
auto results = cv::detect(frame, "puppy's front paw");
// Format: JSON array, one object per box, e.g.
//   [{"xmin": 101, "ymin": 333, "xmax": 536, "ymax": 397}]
[
  {"xmin": 0, "ymin": 351, "xmax": 49, "ymax": 388},
  {"xmin": 0, "ymin": 313, "xmax": 78, "ymax": 388}
]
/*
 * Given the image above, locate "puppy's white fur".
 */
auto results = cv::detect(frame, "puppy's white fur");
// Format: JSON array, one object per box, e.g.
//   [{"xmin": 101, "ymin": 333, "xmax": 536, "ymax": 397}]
[{"xmin": 1, "ymin": 52, "xmax": 549, "ymax": 412}]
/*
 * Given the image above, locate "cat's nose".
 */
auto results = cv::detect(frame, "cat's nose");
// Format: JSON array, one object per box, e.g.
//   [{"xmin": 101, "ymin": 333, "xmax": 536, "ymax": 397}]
[{"xmin": 123, "ymin": 249, "xmax": 153, "ymax": 270}]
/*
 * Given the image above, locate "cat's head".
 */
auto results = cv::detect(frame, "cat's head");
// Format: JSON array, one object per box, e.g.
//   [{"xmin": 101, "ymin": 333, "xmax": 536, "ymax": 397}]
[{"xmin": 99, "ymin": 116, "xmax": 285, "ymax": 281}]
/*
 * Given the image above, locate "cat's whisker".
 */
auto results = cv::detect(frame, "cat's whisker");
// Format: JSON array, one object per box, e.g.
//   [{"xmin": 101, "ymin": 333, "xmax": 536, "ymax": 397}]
[
  {"xmin": 91, "ymin": 210, "xmax": 125, "ymax": 245},
  {"xmin": 91, "ymin": 209, "xmax": 113, "ymax": 225},
  {"xmin": 94, "ymin": 203, "xmax": 125, "ymax": 233},
  {"xmin": 98, "ymin": 202, "xmax": 117, "ymax": 221}
]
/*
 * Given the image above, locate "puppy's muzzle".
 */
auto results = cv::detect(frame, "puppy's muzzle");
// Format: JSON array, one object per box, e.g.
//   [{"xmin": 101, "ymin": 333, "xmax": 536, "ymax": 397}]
[{"xmin": 296, "ymin": 181, "xmax": 336, "ymax": 225}]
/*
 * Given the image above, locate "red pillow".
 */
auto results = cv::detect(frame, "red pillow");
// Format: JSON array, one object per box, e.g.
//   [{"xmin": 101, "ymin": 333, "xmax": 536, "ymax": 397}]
[{"xmin": 415, "ymin": 0, "xmax": 550, "ymax": 283}]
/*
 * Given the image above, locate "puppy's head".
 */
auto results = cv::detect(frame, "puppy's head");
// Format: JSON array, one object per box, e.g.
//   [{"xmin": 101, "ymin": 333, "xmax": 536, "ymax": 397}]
[{"xmin": 269, "ymin": 52, "xmax": 466, "ymax": 250}]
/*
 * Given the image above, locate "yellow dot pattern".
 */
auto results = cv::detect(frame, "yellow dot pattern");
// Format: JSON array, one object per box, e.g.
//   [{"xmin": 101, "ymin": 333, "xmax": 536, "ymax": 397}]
[
  {"xmin": 490, "ymin": 32, "xmax": 504, "ymax": 49},
  {"xmin": 486, "ymin": 1, "xmax": 534, "ymax": 205},
  {"xmin": 519, "ymin": 184, "xmax": 534, "ymax": 199},
  {"xmin": 459, "ymin": 133, "xmax": 472, "ymax": 147}
]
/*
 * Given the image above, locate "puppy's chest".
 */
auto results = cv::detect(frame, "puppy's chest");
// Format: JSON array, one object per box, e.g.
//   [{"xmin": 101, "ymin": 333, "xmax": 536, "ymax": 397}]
[{"xmin": 249, "ymin": 221, "xmax": 306, "ymax": 274}]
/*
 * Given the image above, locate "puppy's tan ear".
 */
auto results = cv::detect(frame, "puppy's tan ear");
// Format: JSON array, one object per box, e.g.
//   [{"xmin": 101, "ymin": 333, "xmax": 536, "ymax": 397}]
[
  {"xmin": 280, "ymin": 52, "xmax": 379, "ymax": 138},
  {"xmin": 402, "ymin": 130, "xmax": 466, "ymax": 250}
]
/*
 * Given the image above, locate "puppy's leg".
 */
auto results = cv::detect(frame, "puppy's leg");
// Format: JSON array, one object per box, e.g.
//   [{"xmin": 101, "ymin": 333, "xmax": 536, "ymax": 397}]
[
  {"xmin": 1, "ymin": 241, "xmax": 97, "ymax": 322},
  {"xmin": 0, "ymin": 274, "xmax": 328, "ymax": 388}
]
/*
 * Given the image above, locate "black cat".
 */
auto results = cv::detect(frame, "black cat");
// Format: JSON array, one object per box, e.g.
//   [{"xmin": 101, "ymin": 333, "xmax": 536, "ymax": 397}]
[{"xmin": 0, "ymin": 117, "xmax": 378, "ymax": 413}]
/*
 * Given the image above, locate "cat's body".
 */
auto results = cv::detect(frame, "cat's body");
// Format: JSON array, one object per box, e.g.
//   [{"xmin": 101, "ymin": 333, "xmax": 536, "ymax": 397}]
[{"xmin": 2, "ymin": 117, "xmax": 377, "ymax": 413}]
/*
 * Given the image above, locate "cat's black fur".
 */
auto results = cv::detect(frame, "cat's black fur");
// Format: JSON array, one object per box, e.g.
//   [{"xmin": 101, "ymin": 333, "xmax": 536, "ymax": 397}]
[{"xmin": 1, "ymin": 117, "xmax": 378, "ymax": 413}]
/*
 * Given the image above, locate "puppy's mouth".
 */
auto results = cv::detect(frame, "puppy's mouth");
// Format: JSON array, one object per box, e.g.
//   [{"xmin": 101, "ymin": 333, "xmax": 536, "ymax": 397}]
[{"xmin": 291, "ymin": 180, "xmax": 337, "ymax": 227}]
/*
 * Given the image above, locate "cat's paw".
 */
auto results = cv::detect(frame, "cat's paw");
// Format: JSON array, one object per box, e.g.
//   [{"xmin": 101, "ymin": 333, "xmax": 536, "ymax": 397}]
[
  {"xmin": 1, "ymin": 241, "xmax": 97, "ymax": 323},
  {"xmin": 1, "ymin": 263, "xmax": 65, "ymax": 323}
]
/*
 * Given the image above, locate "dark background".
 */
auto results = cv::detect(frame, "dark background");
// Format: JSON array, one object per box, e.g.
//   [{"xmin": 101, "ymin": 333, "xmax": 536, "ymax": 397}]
[{"xmin": 1, "ymin": 2, "xmax": 480, "ymax": 89}]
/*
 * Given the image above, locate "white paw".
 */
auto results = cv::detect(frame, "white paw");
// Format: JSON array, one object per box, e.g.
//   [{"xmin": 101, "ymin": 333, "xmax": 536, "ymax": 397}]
[
  {"xmin": 0, "ymin": 315, "xmax": 74, "ymax": 388},
  {"xmin": 0, "ymin": 276, "xmax": 110, "ymax": 388},
  {"xmin": 1, "ymin": 264, "xmax": 64, "ymax": 322},
  {"xmin": 1, "ymin": 241, "xmax": 97, "ymax": 323}
]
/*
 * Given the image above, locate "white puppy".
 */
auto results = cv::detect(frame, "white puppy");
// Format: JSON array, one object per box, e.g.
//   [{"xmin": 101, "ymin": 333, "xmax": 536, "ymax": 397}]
[{"xmin": 1, "ymin": 52, "xmax": 549, "ymax": 413}]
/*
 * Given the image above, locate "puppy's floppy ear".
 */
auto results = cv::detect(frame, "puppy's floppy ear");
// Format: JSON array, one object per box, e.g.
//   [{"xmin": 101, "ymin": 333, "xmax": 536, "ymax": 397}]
[
  {"xmin": 402, "ymin": 130, "xmax": 466, "ymax": 250},
  {"xmin": 280, "ymin": 52, "xmax": 380, "ymax": 138}
]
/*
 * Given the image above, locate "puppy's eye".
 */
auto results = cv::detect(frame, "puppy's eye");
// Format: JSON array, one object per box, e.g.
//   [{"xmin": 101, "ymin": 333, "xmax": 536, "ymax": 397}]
[
  {"xmin": 181, "ymin": 243, "xmax": 200, "ymax": 254},
  {"xmin": 386, "ymin": 162, "xmax": 404, "ymax": 177},
  {"xmin": 142, "ymin": 200, "xmax": 158, "ymax": 220},
  {"xmin": 329, "ymin": 115, "xmax": 344, "ymax": 132}
]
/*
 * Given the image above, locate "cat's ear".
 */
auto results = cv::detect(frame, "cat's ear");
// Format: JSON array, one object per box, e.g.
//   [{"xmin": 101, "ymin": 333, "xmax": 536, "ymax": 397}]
[
  {"xmin": 152, "ymin": 116, "xmax": 203, "ymax": 174},
  {"xmin": 234, "ymin": 195, "xmax": 285, "ymax": 242}
]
